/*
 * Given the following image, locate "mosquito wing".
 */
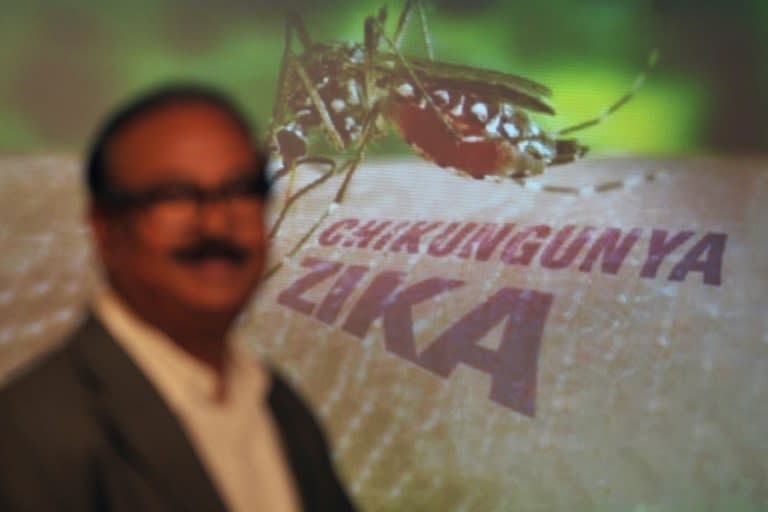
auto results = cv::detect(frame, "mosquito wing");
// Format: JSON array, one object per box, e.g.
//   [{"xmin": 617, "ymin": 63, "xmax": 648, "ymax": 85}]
[
  {"xmin": 378, "ymin": 55, "xmax": 556, "ymax": 115},
  {"xmin": 407, "ymin": 57, "xmax": 552, "ymax": 97}
]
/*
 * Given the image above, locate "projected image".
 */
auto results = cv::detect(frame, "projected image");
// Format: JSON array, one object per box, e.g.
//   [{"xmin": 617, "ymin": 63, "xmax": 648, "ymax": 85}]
[
  {"xmin": 0, "ymin": 0, "xmax": 766, "ymax": 511},
  {"xmin": 267, "ymin": 0, "xmax": 659, "ymax": 268},
  {"xmin": 268, "ymin": 0, "xmax": 658, "ymax": 271}
]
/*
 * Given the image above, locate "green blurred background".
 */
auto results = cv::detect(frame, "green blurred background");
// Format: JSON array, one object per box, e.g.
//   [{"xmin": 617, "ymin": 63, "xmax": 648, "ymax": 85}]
[{"xmin": 0, "ymin": 0, "xmax": 765, "ymax": 157}]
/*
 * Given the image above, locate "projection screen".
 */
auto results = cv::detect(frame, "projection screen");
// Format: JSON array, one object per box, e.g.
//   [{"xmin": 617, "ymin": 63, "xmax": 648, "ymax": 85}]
[{"xmin": 1, "ymin": 1, "xmax": 766, "ymax": 510}]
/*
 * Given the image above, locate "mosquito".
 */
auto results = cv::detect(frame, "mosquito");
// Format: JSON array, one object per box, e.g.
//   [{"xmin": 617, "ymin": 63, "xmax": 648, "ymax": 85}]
[{"xmin": 265, "ymin": 0, "xmax": 658, "ymax": 276}]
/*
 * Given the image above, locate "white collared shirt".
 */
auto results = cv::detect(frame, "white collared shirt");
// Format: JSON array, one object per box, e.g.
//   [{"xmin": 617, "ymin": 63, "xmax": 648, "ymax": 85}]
[{"xmin": 94, "ymin": 289, "xmax": 300, "ymax": 512}]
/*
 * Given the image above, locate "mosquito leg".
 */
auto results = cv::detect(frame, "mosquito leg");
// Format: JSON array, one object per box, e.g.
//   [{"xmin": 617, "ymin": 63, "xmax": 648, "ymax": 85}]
[
  {"xmin": 545, "ymin": 171, "xmax": 657, "ymax": 195},
  {"xmin": 272, "ymin": 156, "xmax": 335, "ymax": 183},
  {"xmin": 271, "ymin": 164, "xmax": 292, "ymax": 183},
  {"xmin": 271, "ymin": 127, "xmax": 370, "ymax": 246},
  {"xmin": 270, "ymin": 158, "xmax": 298, "ymax": 211},
  {"xmin": 271, "ymin": 53, "xmax": 347, "ymax": 223},
  {"xmin": 265, "ymin": 106, "xmax": 382, "ymax": 278},
  {"xmin": 392, "ymin": 0, "xmax": 433, "ymax": 59},
  {"xmin": 274, "ymin": 155, "xmax": 336, "ymax": 179},
  {"xmin": 514, "ymin": 160, "xmax": 659, "ymax": 196},
  {"xmin": 269, "ymin": 14, "xmax": 345, "ymax": 179},
  {"xmin": 276, "ymin": 156, "xmax": 336, "ymax": 201},
  {"xmin": 266, "ymin": 161, "xmax": 357, "ymax": 278},
  {"xmin": 268, "ymin": 164, "xmax": 296, "ymax": 238},
  {"xmin": 268, "ymin": 156, "xmax": 337, "ymax": 239},
  {"xmin": 293, "ymin": 62, "xmax": 346, "ymax": 150},
  {"xmin": 264, "ymin": 204, "xmax": 333, "ymax": 279},
  {"xmin": 285, "ymin": 158, "xmax": 298, "ymax": 204},
  {"xmin": 268, "ymin": 16, "xmax": 311, "ymax": 228},
  {"xmin": 556, "ymin": 49, "xmax": 659, "ymax": 136},
  {"xmin": 285, "ymin": 12, "xmax": 312, "ymax": 50},
  {"xmin": 416, "ymin": 0, "xmax": 434, "ymax": 60},
  {"xmin": 264, "ymin": 157, "xmax": 359, "ymax": 279},
  {"xmin": 549, "ymin": 138, "xmax": 588, "ymax": 165},
  {"xmin": 276, "ymin": 52, "xmax": 349, "ymax": 218},
  {"xmin": 331, "ymin": 104, "xmax": 382, "ymax": 204},
  {"xmin": 268, "ymin": 14, "xmax": 312, "ymax": 147},
  {"xmin": 373, "ymin": 16, "xmax": 457, "ymax": 138},
  {"xmin": 268, "ymin": 12, "xmax": 317, "ymax": 201},
  {"xmin": 393, "ymin": 0, "xmax": 417, "ymax": 49}
]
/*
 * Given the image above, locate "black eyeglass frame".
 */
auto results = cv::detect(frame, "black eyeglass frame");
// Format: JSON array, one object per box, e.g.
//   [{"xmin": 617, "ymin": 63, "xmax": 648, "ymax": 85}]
[{"xmin": 97, "ymin": 169, "xmax": 272, "ymax": 211}]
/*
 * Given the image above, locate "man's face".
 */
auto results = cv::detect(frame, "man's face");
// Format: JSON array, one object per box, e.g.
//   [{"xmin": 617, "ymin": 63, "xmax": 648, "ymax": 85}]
[{"xmin": 90, "ymin": 101, "xmax": 268, "ymax": 322}]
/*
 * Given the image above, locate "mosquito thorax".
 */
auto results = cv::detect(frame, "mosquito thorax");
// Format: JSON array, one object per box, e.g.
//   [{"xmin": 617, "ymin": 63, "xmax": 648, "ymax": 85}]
[{"xmin": 275, "ymin": 42, "xmax": 375, "ymax": 156}]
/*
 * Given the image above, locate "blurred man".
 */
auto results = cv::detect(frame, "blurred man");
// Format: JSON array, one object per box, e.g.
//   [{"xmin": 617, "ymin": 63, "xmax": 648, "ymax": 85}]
[{"xmin": 0, "ymin": 85, "xmax": 356, "ymax": 511}]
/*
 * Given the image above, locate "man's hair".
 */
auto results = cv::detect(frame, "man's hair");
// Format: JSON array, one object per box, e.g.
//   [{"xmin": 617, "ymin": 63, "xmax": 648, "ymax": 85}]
[{"xmin": 85, "ymin": 84, "xmax": 258, "ymax": 201}]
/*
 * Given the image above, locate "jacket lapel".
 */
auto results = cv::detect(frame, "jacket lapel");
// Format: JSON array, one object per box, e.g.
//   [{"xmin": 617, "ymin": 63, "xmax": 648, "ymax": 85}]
[
  {"xmin": 67, "ymin": 315, "xmax": 227, "ymax": 512},
  {"xmin": 267, "ymin": 368, "xmax": 357, "ymax": 511}
]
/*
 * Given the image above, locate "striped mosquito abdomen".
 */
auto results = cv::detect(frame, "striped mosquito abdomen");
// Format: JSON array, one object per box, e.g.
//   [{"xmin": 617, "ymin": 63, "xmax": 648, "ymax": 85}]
[{"xmin": 386, "ymin": 81, "xmax": 586, "ymax": 179}]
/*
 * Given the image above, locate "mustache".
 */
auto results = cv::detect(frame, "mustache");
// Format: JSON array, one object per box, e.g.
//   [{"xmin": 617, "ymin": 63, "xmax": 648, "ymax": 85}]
[{"xmin": 172, "ymin": 237, "xmax": 250, "ymax": 265}]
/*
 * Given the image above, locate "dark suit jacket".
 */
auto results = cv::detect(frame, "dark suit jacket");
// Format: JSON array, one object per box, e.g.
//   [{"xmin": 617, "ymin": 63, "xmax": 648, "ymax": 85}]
[{"xmin": 0, "ymin": 315, "xmax": 356, "ymax": 511}]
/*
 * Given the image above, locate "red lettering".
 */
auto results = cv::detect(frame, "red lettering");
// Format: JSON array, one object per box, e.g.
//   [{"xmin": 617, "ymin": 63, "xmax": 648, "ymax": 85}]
[
  {"xmin": 640, "ymin": 229, "xmax": 695, "ymax": 279},
  {"xmin": 457, "ymin": 223, "xmax": 515, "ymax": 261},
  {"xmin": 318, "ymin": 218, "xmax": 358, "ymax": 246},
  {"xmin": 540, "ymin": 225, "xmax": 594, "ymax": 269},
  {"xmin": 500, "ymin": 224, "xmax": 551, "ymax": 265},
  {"xmin": 668, "ymin": 232, "xmax": 727, "ymax": 286},
  {"xmin": 277, "ymin": 257, "xmax": 343, "ymax": 315},
  {"xmin": 578, "ymin": 227, "xmax": 642, "ymax": 274},
  {"xmin": 390, "ymin": 221, "xmax": 443, "ymax": 253},
  {"xmin": 427, "ymin": 222, "xmax": 477, "ymax": 257},
  {"xmin": 344, "ymin": 219, "xmax": 392, "ymax": 249},
  {"xmin": 418, "ymin": 287, "xmax": 553, "ymax": 417},
  {"xmin": 342, "ymin": 273, "xmax": 464, "ymax": 361},
  {"xmin": 372, "ymin": 221, "xmax": 411, "ymax": 250},
  {"xmin": 315, "ymin": 265, "xmax": 370, "ymax": 324}
]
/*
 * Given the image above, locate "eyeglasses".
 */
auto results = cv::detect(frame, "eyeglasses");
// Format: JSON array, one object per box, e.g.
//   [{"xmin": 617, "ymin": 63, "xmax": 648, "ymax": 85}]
[{"xmin": 101, "ymin": 170, "xmax": 271, "ymax": 228}]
